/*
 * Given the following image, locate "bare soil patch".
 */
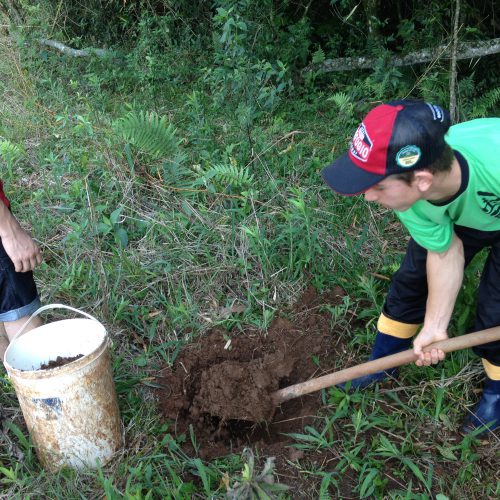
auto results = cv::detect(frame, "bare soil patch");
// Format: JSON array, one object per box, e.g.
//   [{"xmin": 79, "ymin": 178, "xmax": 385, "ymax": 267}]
[{"xmin": 157, "ymin": 286, "xmax": 347, "ymax": 460}]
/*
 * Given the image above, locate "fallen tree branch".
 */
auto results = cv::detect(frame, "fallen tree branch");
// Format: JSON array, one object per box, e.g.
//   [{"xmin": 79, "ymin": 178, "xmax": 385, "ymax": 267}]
[
  {"xmin": 39, "ymin": 38, "xmax": 111, "ymax": 58},
  {"xmin": 303, "ymin": 37, "xmax": 500, "ymax": 74}
]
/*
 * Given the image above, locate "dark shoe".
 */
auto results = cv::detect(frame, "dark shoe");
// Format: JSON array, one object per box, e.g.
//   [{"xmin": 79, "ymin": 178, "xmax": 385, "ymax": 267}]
[
  {"xmin": 339, "ymin": 332, "xmax": 412, "ymax": 390},
  {"xmin": 461, "ymin": 377, "xmax": 500, "ymax": 436}
]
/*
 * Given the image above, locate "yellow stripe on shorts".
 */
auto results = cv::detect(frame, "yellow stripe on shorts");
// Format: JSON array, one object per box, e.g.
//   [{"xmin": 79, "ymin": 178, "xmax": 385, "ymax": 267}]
[
  {"xmin": 482, "ymin": 358, "xmax": 500, "ymax": 380},
  {"xmin": 377, "ymin": 312, "xmax": 420, "ymax": 339}
]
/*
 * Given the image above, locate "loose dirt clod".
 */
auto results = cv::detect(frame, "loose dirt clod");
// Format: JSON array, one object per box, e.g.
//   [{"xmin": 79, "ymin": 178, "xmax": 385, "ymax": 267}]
[
  {"xmin": 195, "ymin": 352, "xmax": 295, "ymax": 422},
  {"xmin": 157, "ymin": 286, "xmax": 348, "ymax": 459}
]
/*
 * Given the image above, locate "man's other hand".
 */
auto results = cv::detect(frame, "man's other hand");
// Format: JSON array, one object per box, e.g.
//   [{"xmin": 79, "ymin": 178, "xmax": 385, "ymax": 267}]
[{"xmin": 1, "ymin": 226, "xmax": 42, "ymax": 272}]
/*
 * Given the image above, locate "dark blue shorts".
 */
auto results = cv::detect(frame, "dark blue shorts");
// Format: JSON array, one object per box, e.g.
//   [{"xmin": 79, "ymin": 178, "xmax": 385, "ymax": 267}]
[{"xmin": 0, "ymin": 237, "xmax": 40, "ymax": 322}]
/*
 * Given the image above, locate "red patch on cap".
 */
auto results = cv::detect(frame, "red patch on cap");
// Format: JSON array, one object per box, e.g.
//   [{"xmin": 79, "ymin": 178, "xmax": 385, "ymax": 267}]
[{"xmin": 348, "ymin": 104, "xmax": 400, "ymax": 175}]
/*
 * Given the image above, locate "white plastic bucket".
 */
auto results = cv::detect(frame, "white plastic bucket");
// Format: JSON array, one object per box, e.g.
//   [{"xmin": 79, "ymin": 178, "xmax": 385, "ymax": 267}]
[{"xmin": 3, "ymin": 304, "xmax": 123, "ymax": 471}]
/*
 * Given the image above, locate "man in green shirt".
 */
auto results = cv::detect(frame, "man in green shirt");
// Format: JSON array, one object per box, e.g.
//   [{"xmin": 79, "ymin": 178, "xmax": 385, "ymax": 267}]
[{"xmin": 321, "ymin": 99, "xmax": 500, "ymax": 435}]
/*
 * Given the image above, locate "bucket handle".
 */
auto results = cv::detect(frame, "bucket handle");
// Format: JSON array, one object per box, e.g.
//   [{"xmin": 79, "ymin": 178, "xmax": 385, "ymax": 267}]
[{"xmin": 11, "ymin": 303, "xmax": 102, "ymax": 344}]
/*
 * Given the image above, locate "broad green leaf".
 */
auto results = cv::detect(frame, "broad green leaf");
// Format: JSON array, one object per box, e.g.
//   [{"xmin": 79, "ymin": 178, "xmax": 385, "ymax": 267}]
[
  {"xmin": 436, "ymin": 445, "xmax": 458, "ymax": 461},
  {"xmin": 115, "ymin": 227, "xmax": 129, "ymax": 248}
]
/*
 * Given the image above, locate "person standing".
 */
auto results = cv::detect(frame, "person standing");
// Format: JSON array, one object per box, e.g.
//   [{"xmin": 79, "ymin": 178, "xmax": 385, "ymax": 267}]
[
  {"xmin": 321, "ymin": 100, "xmax": 500, "ymax": 435},
  {"xmin": 0, "ymin": 179, "xmax": 43, "ymax": 360}
]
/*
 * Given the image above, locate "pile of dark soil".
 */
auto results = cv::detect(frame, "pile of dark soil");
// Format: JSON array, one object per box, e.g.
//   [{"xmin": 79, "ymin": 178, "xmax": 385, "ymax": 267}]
[
  {"xmin": 157, "ymin": 286, "xmax": 348, "ymax": 459},
  {"xmin": 39, "ymin": 354, "xmax": 83, "ymax": 370}
]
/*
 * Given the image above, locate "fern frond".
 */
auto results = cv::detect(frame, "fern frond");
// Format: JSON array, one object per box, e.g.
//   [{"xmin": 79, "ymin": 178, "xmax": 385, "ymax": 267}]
[
  {"xmin": 113, "ymin": 111, "xmax": 181, "ymax": 158},
  {"xmin": 0, "ymin": 139, "xmax": 24, "ymax": 166},
  {"xmin": 328, "ymin": 92, "xmax": 351, "ymax": 111},
  {"xmin": 329, "ymin": 91, "xmax": 350, "ymax": 109},
  {"xmin": 312, "ymin": 47, "xmax": 325, "ymax": 65},
  {"xmin": 469, "ymin": 87, "xmax": 500, "ymax": 118},
  {"xmin": 327, "ymin": 91, "xmax": 354, "ymax": 117},
  {"xmin": 197, "ymin": 163, "xmax": 254, "ymax": 191},
  {"xmin": 160, "ymin": 152, "xmax": 195, "ymax": 188}
]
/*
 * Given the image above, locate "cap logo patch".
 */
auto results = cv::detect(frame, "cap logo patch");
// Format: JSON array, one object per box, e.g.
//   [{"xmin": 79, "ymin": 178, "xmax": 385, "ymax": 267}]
[
  {"xmin": 426, "ymin": 103, "xmax": 444, "ymax": 122},
  {"xmin": 350, "ymin": 123, "xmax": 373, "ymax": 162},
  {"xmin": 396, "ymin": 145, "xmax": 421, "ymax": 168}
]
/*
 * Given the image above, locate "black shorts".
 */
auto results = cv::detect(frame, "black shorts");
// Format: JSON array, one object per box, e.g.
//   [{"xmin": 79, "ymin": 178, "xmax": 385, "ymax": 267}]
[
  {"xmin": 383, "ymin": 225, "xmax": 500, "ymax": 365},
  {"xmin": 0, "ymin": 237, "xmax": 40, "ymax": 322}
]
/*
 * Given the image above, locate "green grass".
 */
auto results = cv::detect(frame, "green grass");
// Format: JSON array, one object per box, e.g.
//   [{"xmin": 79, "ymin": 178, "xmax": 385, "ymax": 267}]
[{"xmin": 0, "ymin": 22, "xmax": 499, "ymax": 499}]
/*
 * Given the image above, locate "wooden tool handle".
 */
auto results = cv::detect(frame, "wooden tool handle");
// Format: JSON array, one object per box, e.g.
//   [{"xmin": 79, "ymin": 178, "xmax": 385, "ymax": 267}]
[{"xmin": 272, "ymin": 326, "xmax": 500, "ymax": 405}]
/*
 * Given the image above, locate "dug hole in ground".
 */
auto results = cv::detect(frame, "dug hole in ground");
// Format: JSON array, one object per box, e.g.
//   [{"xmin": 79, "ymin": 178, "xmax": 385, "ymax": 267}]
[{"xmin": 156, "ymin": 286, "xmax": 349, "ymax": 460}]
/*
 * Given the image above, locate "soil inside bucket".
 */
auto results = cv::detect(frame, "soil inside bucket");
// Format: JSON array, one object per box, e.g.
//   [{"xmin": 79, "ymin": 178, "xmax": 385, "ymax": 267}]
[
  {"xmin": 157, "ymin": 286, "xmax": 349, "ymax": 459},
  {"xmin": 39, "ymin": 354, "xmax": 84, "ymax": 370}
]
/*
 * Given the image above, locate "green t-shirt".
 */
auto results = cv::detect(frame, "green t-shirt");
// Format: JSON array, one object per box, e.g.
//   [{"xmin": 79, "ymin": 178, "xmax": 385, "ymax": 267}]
[{"xmin": 395, "ymin": 118, "xmax": 500, "ymax": 252}]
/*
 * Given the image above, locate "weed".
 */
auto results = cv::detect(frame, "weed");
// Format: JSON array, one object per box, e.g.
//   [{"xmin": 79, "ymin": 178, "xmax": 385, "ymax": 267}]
[{"xmin": 226, "ymin": 448, "xmax": 290, "ymax": 499}]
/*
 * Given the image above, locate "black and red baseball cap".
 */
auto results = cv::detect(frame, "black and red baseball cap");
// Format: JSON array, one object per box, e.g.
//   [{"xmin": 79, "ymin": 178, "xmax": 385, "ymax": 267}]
[{"xmin": 321, "ymin": 100, "xmax": 451, "ymax": 195}]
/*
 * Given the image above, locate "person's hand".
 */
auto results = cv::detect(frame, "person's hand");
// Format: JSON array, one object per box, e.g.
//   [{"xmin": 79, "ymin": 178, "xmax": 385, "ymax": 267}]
[
  {"xmin": 1, "ymin": 226, "xmax": 42, "ymax": 272},
  {"xmin": 413, "ymin": 328, "xmax": 448, "ymax": 366}
]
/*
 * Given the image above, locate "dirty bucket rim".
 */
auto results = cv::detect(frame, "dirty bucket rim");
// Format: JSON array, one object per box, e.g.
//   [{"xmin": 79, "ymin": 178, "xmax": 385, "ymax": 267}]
[
  {"xmin": 4, "ymin": 303, "xmax": 109, "ymax": 377},
  {"xmin": 4, "ymin": 331, "xmax": 109, "ymax": 379},
  {"xmin": 10, "ymin": 303, "xmax": 102, "ymax": 344}
]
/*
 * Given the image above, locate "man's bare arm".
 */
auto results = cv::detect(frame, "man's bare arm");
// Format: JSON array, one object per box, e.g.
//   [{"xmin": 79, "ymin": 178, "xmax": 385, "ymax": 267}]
[
  {"xmin": 0, "ymin": 202, "xmax": 42, "ymax": 272},
  {"xmin": 413, "ymin": 232, "xmax": 464, "ymax": 366}
]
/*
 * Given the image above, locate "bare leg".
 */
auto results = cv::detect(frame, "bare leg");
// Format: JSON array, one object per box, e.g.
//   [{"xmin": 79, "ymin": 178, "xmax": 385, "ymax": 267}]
[
  {"xmin": 4, "ymin": 315, "xmax": 43, "ymax": 342},
  {"xmin": 0, "ymin": 323, "xmax": 8, "ymax": 360}
]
